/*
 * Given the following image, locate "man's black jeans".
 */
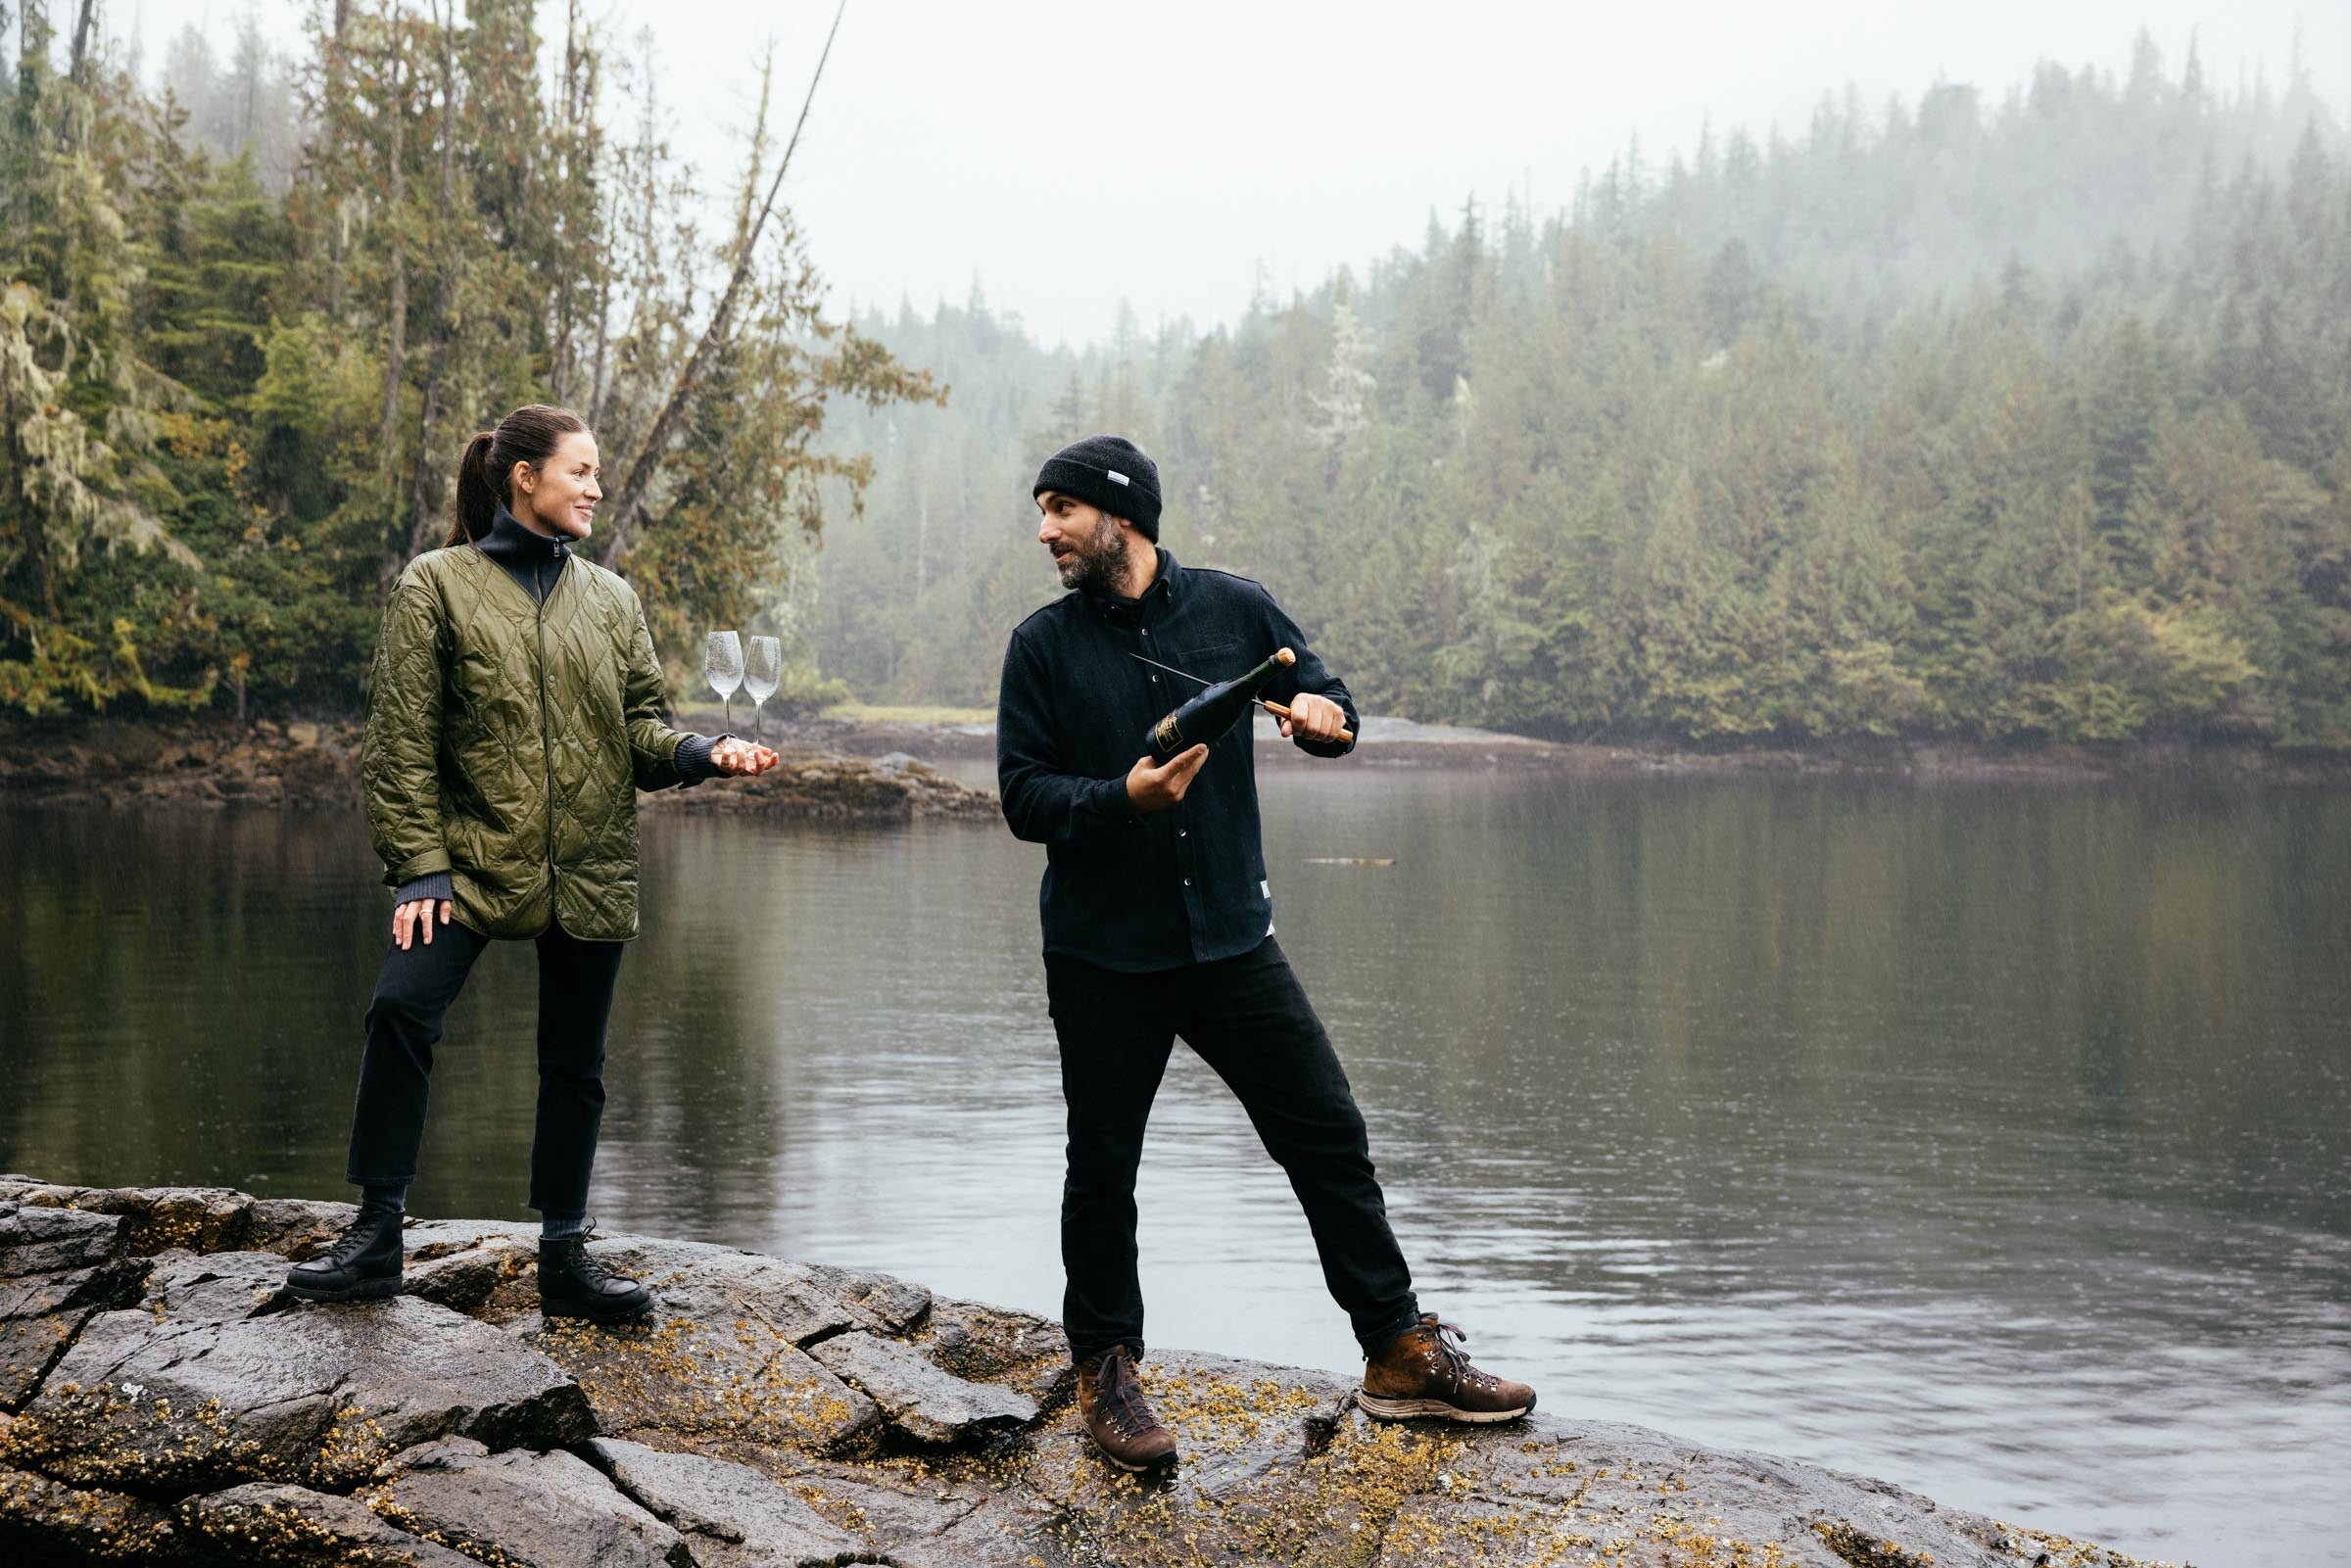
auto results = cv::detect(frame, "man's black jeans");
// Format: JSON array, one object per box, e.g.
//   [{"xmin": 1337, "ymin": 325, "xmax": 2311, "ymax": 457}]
[
  {"xmin": 1046, "ymin": 934, "xmax": 1420, "ymax": 1363},
  {"xmin": 344, "ymin": 918, "xmax": 625, "ymax": 1217}
]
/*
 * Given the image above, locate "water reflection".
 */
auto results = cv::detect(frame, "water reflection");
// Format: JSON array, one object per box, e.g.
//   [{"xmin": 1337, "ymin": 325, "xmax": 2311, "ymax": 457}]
[{"xmin": 2, "ymin": 772, "xmax": 2345, "ymax": 1567}]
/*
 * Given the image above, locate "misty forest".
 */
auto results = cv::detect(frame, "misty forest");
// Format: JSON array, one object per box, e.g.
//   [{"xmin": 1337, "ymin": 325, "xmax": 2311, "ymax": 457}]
[{"xmin": 5, "ymin": 2, "xmax": 2350, "ymax": 748}]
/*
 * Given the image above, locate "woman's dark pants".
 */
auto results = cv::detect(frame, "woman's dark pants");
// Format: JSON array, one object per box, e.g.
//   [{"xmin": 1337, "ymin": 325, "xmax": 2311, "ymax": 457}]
[
  {"xmin": 344, "ymin": 918, "xmax": 626, "ymax": 1216},
  {"xmin": 1046, "ymin": 935, "xmax": 1420, "ymax": 1365}
]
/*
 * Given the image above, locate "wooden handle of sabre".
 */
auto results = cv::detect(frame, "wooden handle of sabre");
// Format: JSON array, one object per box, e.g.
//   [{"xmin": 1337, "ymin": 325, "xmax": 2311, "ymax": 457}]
[{"xmin": 1261, "ymin": 699, "xmax": 1355, "ymax": 744}]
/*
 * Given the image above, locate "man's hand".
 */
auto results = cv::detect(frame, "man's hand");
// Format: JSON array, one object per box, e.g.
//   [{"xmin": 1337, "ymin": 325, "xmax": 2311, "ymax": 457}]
[
  {"xmin": 1278, "ymin": 691, "xmax": 1347, "ymax": 743},
  {"xmin": 1126, "ymin": 744, "xmax": 1209, "ymax": 814},
  {"xmin": 394, "ymin": 898, "xmax": 451, "ymax": 950},
  {"xmin": 712, "ymin": 737, "xmax": 780, "ymax": 776}
]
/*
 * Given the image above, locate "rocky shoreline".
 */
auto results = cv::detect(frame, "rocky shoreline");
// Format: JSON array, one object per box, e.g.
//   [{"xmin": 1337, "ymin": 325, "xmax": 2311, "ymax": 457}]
[
  {"xmin": 0, "ymin": 718, "xmax": 997, "ymax": 820},
  {"xmin": 806, "ymin": 717, "xmax": 2351, "ymax": 785},
  {"xmin": 0, "ymin": 1178, "xmax": 2176, "ymax": 1567}
]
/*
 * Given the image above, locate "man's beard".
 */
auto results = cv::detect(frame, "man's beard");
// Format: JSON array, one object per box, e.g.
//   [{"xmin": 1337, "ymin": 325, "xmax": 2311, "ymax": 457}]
[{"xmin": 1056, "ymin": 514, "xmax": 1135, "ymax": 596}]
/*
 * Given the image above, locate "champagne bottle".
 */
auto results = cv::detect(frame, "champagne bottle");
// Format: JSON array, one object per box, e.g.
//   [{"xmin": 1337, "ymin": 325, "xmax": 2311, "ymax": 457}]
[{"xmin": 1145, "ymin": 648, "xmax": 1296, "ymax": 760}]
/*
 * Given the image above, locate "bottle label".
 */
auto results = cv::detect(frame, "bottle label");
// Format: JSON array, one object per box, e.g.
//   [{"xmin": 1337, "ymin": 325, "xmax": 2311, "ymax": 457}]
[{"xmin": 1151, "ymin": 714, "xmax": 1184, "ymax": 753}]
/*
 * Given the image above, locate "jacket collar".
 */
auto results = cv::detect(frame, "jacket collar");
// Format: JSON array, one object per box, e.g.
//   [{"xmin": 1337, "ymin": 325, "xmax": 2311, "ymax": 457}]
[
  {"xmin": 1084, "ymin": 547, "xmax": 1179, "ymax": 627},
  {"xmin": 476, "ymin": 504, "xmax": 571, "ymax": 570}
]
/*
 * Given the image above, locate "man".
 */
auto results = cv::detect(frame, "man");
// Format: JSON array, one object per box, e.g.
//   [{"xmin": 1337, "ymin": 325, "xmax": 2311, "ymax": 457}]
[{"xmin": 996, "ymin": 433, "xmax": 1535, "ymax": 1473}]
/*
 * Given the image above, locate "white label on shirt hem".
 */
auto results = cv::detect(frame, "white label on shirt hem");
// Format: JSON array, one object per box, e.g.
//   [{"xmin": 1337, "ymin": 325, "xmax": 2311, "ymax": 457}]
[{"xmin": 1261, "ymin": 879, "xmax": 1271, "ymax": 898}]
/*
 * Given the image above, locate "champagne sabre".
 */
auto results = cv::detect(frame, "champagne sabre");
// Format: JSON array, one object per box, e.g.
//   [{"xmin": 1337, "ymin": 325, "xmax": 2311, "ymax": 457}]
[{"xmin": 1128, "ymin": 650, "xmax": 1358, "ymax": 745}]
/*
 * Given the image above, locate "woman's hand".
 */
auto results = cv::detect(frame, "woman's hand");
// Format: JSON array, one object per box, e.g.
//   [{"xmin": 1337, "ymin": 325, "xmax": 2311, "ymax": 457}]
[
  {"xmin": 394, "ymin": 898, "xmax": 452, "ymax": 950},
  {"xmin": 711, "ymin": 737, "xmax": 780, "ymax": 776}
]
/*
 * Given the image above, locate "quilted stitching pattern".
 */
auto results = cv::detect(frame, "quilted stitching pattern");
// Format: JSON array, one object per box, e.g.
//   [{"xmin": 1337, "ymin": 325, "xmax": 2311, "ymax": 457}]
[{"xmin": 360, "ymin": 546, "xmax": 689, "ymax": 942}]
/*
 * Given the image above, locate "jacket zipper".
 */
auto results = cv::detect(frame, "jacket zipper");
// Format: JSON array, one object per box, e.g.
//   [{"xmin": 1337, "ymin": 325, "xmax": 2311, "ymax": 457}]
[{"xmin": 535, "ymin": 556, "xmax": 559, "ymax": 920}]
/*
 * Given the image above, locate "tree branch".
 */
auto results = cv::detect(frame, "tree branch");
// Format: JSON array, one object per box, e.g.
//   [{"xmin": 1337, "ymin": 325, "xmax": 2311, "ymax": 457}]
[{"xmin": 596, "ymin": 0, "xmax": 846, "ymax": 570}]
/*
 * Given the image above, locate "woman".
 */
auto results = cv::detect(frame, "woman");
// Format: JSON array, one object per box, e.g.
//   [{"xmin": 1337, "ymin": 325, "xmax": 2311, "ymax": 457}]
[{"xmin": 285, "ymin": 404, "xmax": 777, "ymax": 1321}]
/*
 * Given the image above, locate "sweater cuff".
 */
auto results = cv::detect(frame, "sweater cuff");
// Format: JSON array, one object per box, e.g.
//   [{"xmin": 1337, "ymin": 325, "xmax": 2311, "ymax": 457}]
[
  {"xmin": 394, "ymin": 871, "xmax": 453, "ymax": 906},
  {"xmin": 675, "ymin": 734, "xmax": 726, "ymax": 782}
]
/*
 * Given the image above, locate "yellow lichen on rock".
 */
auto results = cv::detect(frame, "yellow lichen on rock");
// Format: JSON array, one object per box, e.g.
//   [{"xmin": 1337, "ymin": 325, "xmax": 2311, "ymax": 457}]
[
  {"xmin": 1992, "ymin": 1522, "xmax": 2185, "ymax": 1568},
  {"xmin": 1146, "ymin": 1370, "xmax": 1327, "ymax": 1452},
  {"xmin": 531, "ymin": 1315, "xmax": 870, "ymax": 1451}
]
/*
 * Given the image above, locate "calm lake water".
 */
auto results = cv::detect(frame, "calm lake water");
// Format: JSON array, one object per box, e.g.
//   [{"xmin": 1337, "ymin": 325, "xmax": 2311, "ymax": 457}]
[{"xmin": 3, "ymin": 765, "xmax": 2347, "ymax": 1567}]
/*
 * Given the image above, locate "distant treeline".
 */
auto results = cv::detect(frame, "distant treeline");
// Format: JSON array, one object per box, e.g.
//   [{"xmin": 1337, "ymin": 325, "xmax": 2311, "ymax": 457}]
[
  {"xmin": 822, "ymin": 36, "xmax": 2351, "ymax": 747},
  {"xmin": 0, "ymin": 0, "xmax": 933, "ymax": 719}
]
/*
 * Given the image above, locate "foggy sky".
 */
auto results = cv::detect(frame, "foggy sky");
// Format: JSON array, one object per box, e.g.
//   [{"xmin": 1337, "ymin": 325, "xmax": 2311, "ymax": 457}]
[{"xmin": 114, "ymin": 1, "xmax": 2350, "ymax": 345}]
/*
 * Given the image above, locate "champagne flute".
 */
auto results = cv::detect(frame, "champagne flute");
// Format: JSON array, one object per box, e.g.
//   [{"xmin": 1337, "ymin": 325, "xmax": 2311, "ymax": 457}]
[
  {"xmin": 705, "ymin": 631, "xmax": 744, "ymax": 735},
  {"xmin": 744, "ymin": 636, "xmax": 782, "ymax": 741}
]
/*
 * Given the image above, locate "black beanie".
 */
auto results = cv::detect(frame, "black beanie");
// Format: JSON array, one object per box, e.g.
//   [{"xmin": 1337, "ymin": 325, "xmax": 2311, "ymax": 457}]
[{"xmin": 1033, "ymin": 434, "xmax": 1163, "ymax": 542}]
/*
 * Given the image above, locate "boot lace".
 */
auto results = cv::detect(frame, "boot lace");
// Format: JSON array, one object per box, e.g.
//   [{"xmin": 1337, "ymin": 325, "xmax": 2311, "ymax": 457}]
[
  {"xmin": 1096, "ymin": 1348, "xmax": 1159, "ymax": 1439},
  {"xmin": 323, "ymin": 1211, "xmax": 398, "ymax": 1265},
  {"xmin": 1421, "ymin": 1316, "xmax": 1504, "ymax": 1394},
  {"xmin": 552, "ymin": 1219, "xmax": 628, "ymax": 1288}
]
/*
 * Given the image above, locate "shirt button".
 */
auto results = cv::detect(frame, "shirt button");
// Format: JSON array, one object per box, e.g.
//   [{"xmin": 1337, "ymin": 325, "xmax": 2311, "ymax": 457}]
[
  {"xmin": 1141, "ymin": 629, "xmax": 1150, "ymax": 636},
  {"xmin": 1178, "ymin": 830, "xmax": 1187, "ymax": 837},
  {"xmin": 1182, "ymin": 878, "xmax": 1191, "ymax": 886}
]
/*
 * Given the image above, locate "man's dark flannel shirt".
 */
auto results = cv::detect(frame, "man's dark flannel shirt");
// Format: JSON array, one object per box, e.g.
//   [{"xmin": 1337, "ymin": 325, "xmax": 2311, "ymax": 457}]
[{"xmin": 996, "ymin": 549, "xmax": 1359, "ymax": 973}]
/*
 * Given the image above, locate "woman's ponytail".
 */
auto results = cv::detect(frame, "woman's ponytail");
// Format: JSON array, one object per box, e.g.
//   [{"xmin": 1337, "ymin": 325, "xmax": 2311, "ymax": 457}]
[
  {"xmin": 439, "ymin": 406, "xmax": 587, "ymax": 550},
  {"xmin": 448, "ymin": 431, "xmax": 501, "ymax": 546}
]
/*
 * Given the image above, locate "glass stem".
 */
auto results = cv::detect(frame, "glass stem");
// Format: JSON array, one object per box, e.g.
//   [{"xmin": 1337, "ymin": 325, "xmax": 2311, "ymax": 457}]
[{"xmin": 724, "ymin": 693, "xmax": 733, "ymax": 734}]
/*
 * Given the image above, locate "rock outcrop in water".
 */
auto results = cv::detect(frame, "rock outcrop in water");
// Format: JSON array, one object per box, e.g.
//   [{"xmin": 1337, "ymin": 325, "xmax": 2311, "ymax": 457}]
[
  {"xmin": 0, "ymin": 1177, "xmax": 2173, "ymax": 1567},
  {"xmin": 0, "ymin": 720, "xmax": 995, "ymax": 820}
]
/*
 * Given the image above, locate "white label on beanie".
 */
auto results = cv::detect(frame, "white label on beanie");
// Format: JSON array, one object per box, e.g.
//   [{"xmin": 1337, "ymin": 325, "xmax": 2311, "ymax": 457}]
[{"xmin": 1106, "ymin": 469, "xmax": 1130, "ymax": 486}]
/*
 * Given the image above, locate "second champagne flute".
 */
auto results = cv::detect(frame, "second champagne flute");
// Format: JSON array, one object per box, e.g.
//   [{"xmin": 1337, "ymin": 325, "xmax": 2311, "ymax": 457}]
[
  {"xmin": 744, "ymin": 636, "xmax": 782, "ymax": 740},
  {"xmin": 705, "ymin": 631, "xmax": 744, "ymax": 734}
]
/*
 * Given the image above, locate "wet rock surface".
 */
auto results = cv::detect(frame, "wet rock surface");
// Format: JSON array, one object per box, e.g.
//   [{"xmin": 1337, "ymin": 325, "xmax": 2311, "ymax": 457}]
[
  {"xmin": 585, "ymin": 1437, "xmax": 864, "ymax": 1567},
  {"xmin": 0, "ymin": 1179, "xmax": 2183, "ymax": 1567},
  {"xmin": 811, "ymin": 1329, "xmax": 1040, "ymax": 1446},
  {"xmin": 916, "ymin": 1293, "xmax": 1077, "ymax": 1407},
  {"xmin": 402, "ymin": 1243, "xmax": 519, "ymax": 1313},
  {"xmin": 13, "ymin": 1294, "xmax": 595, "ymax": 1495},
  {"xmin": 370, "ymin": 1440, "xmax": 692, "ymax": 1567},
  {"xmin": 182, "ymin": 1481, "xmax": 483, "ymax": 1565},
  {"xmin": 0, "ymin": 1257, "xmax": 147, "ymax": 1409},
  {"xmin": 515, "ymin": 1241, "xmax": 887, "ymax": 1454},
  {"xmin": 0, "ymin": 1459, "xmax": 185, "ymax": 1561},
  {"xmin": 136, "ymin": 1249, "xmax": 292, "ymax": 1322},
  {"xmin": 0, "ymin": 1200, "xmax": 131, "ymax": 1274}
]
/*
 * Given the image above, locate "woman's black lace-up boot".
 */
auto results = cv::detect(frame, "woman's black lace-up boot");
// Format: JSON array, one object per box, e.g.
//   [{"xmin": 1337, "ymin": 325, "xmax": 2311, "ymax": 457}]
[
  {"xmin": 538, "ymin": 1220, "xmax": 654, "ymax": 1322},
  {"xmin": 284, "ymin": 1208, "xmax": 406, "ymax": 1303}
]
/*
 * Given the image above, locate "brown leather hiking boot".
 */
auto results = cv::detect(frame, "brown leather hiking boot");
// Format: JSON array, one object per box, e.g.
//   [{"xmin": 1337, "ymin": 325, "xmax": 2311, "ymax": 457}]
[
  {"xmin": 1076, "ymin": 1344, "xmax": 1178, "ymax": 1472},
  {"xmin": 1360, "ymin": 1315, "xmax": 1537, "ymax": 1423}
]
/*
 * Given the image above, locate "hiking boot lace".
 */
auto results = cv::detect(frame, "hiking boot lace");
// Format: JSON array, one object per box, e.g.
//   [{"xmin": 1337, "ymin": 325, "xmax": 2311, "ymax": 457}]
[
  {"xmin": 1423, "ymin": 1317, "xmax": 1503, "ymax": 1394},
  {"xmin": 1097, "ymin": 1349, "xmax": 1157, "ymax": 1438}
]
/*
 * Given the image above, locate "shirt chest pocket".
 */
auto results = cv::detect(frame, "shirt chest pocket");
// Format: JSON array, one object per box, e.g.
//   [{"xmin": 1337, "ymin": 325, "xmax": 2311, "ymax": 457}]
[{"xmin": 1165, "ymin": 640, "xmax": 1250, "ymax": 682}]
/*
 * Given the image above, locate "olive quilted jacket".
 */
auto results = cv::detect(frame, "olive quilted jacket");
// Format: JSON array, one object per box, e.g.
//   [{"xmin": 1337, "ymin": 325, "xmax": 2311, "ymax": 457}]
[{"xmin": 361, "ymin": 542, "xmax": 696, "ymax": 941}]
